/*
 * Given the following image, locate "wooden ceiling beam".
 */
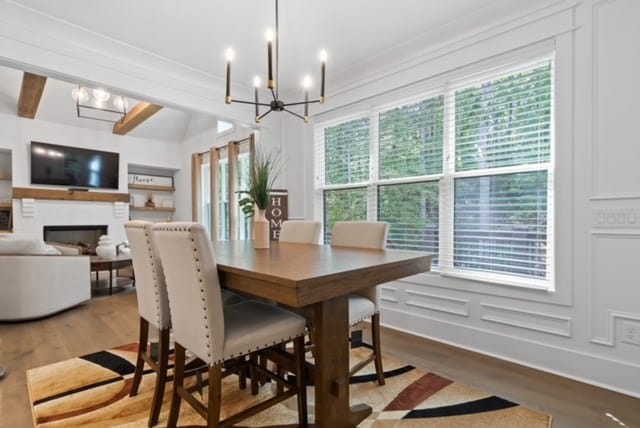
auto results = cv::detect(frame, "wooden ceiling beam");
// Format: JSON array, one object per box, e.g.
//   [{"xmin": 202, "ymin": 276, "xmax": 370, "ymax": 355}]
[
  {"xmin": 17, "ymin": 72, "xmax": 47, "ymax": 119},
  {"xmin": 113, "ymin": 102, "xmax": 163, "ymax": 135}
]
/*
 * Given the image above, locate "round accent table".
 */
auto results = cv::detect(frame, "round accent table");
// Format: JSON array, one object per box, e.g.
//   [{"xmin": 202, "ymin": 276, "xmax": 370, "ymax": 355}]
[{"xmin": 89, "ymin": 254, "xmax": 134, "ymax": 295}]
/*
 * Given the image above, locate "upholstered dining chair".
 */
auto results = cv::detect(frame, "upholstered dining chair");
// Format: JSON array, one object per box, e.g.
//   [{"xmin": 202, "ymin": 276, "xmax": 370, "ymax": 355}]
[
  {"xmin": 331, "ymin": 220, "xmax": 389, "ymax": 385},
  {"xmin": 124, "ymin": 220, "xmax": 172, "ymax": 427},
  {"xmin": 125, "ymin": 221, "xmax": 245, "ymax": 427},
  {"xmin": 152, "ymin": 222, "xmax": 308, "ymax": 428},
  {"xmin": 278, "ymin": 220, "xmax": 321, "ymax": 244}
]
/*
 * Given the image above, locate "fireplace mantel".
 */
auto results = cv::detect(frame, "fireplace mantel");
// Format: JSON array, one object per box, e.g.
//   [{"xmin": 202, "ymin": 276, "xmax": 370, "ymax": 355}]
[{"xmin": 12, "ymin": 187, "xmax": 129, "ymax": 203}]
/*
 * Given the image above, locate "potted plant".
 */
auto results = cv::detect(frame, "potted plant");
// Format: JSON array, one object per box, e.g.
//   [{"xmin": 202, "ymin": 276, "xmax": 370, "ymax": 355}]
[{"xmin": 238, "ymin": 151, "xmax": 278, "ymax": 248}]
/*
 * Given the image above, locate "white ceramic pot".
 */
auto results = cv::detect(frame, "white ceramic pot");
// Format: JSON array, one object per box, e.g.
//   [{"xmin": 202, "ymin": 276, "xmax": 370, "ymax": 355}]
[
  {"xmin": 95, "ymin": 235, "xmax": 116, "ymax": 257},
  {"xmin": 253, "ymin": 209, "xmax": 270, "ymax": 249}
]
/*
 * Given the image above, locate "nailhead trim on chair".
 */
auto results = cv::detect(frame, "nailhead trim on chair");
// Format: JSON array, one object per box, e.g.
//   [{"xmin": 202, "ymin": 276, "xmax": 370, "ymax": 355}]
[
  {"xmin": 187, "ymin": 226, "xmax": 213, "ymax": 362},
  {"xmin": 125, "ymin": 222, "xmax": 168, "ymax": 329}
]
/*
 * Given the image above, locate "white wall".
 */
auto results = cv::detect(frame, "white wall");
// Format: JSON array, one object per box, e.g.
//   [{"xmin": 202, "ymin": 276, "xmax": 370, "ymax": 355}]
[
  {"xmin": 0, "ymin": 113, "xmax": 181, "ymax": 241},
  {"xmin": 282, "ymin": 0, "xmax": 640, "ymax": 397}
]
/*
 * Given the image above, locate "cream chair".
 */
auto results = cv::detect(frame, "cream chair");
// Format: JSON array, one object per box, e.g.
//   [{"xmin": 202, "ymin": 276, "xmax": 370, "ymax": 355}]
[
  {"xmin": 125, "ymin": 221, "xmax": 171, "ymax": 427},
  {"xmin": 126, "ymin": 221, "xmax": 246, "ymax": 426},
  {"xmin": 278, "ymin": 220, "xmax": 321, "ymax": 244},
  {"xmin": 152, "ymin": 222, "xmax": 308, "ymax": 428},
  {"xmin": 332, "ymin": 221, "xmax": 389, "ymax": 385}
]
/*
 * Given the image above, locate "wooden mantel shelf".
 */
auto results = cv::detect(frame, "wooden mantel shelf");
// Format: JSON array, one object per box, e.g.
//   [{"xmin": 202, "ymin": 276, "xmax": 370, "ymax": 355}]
[{"xmin": 12, "ymin": 187, "xmax": 130, "ymax": 203}]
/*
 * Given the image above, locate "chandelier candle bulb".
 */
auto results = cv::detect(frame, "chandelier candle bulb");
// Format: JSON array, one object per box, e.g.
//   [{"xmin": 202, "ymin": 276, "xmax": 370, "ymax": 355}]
[
  {"xmin": 254, "ymin": 76, "xmax": 261, "ymax": 122},
  {"xmin": 320, "ymin": 49, "xmax": 327, "ymax": 103},
  {"xmin": 266, "ymin": 30, "xmax": 274, "ymax": 89},
  {"xmin": 225, "ymin": 48, "xmax": 234, "ymax": 104}
]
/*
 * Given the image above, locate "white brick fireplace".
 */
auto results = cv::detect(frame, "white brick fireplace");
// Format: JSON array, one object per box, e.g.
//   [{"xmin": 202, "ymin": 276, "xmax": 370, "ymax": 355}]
[{"xmin": 11, "ymin": 199, "xmax": 128, "ymax": 243}]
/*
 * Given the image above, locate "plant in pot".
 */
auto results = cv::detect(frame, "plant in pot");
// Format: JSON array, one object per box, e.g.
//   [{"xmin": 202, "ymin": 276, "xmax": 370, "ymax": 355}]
[{"xmin": 238, "ymin": 151, "xmax": 278, "ymax": 249}]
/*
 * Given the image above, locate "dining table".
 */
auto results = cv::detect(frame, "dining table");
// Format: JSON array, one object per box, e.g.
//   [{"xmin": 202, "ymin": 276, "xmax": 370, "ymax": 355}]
[{"xmin": 213, "ymin": 240, "xmax": 432, "ymax": 427}]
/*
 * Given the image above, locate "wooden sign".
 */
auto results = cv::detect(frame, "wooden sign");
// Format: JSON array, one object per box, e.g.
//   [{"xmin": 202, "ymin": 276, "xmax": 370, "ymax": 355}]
[{"xmin": 266, "ymin": 189, "xmax": 288, "ymax": 240}]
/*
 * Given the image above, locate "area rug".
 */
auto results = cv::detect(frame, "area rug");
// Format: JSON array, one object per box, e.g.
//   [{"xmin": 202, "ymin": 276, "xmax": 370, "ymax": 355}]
[{"xmin": 27, "ymin": 343, "xmax": 552, "ymax": 427}]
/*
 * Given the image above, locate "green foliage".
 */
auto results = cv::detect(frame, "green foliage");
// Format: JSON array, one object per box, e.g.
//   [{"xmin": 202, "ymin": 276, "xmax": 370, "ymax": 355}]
[
  {"xmin": 238, "ymin": 151, "xmax": 278, "ymax": 218},
  {"xmin": 324, "ymin": 117, "xmax": 370, "ymax": 185},
  {"xmin": 323, "ymin": 188, "xmax": 367, "ymax": 243}
]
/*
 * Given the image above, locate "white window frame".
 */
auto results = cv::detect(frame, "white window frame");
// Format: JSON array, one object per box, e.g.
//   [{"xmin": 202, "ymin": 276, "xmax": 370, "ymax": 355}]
[{"xmin": 315, "ymin": 52, "xmax": 555, "ymax": 291}]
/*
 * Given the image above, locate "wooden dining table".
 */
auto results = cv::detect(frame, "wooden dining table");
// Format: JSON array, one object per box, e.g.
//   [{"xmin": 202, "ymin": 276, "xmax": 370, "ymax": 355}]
[{"xmin": 213, "ymin": 240, "xmax": 432, "ymax": 427}]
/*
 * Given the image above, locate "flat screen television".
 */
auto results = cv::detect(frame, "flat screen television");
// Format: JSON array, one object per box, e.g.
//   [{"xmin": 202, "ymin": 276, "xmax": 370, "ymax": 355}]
[{"xmin": 30, "ymin": 141, "xmax": 120, "ymax": 190}]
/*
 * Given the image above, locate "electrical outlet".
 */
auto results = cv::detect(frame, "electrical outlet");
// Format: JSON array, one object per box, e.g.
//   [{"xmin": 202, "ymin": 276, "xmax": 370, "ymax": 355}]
[{"xmin": 621, "ymin": 322, "xmax": 640, "ymax": 345}]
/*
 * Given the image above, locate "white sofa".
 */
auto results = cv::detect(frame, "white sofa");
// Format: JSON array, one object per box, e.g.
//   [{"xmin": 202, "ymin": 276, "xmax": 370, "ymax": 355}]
[{"xmin": 0, "ymin": 237, "xmax": 91, "ymax": 321}]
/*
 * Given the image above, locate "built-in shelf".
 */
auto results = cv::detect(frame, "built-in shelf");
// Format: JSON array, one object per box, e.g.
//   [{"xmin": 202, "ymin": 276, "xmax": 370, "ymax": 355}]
[
  {"xmin": 130, "ymin": 206, "xmax": 175, "ymax": 212},
  {"xmin": 128, "ymin": 184, "xmax": 175, "ymax": 192},
  {"xmin": 0, "ymin": 173, "xmax": 11, "ymax": 180},
  {"xmin": 0, "ymin": 202, "xmax": 11, "ymax": 208},
  {"xmin": 12, "ymin": 187, "xmax": 130, "ymax": 203}
]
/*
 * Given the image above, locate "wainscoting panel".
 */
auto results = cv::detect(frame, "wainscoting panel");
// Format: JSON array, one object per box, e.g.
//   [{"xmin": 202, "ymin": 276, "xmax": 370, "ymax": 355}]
[
  {"xmin": 480, "ymin": 303, "xmax": 572, "ymax": 337},
  {"xmin": 404, "ymin": 289, "xmax": 470, "ymax": 317},
  {"xmin": 590, "ymin": 232, "xmax": 640, "ymax": 346},
  {"xmin": 591, "ymin": 0, "xmax": 640, "ymax": 199}
]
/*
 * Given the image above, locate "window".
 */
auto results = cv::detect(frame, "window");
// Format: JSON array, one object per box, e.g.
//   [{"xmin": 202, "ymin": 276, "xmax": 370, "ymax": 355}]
[
  {"xmin": 217, "ymin": 120, "xmax": 233, "ymax": 135},
  {"xmin": 195, "ymin": 135, "xmax": 255, "ymax": 241},
  {"xmin": 316, "ymin": 57, "xmax": 553, "ymax": 289}
]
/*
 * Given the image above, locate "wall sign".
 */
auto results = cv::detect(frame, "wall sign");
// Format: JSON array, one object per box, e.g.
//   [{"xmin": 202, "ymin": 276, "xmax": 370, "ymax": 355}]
[{"xmin": 266, "ymin": 189, "xmax": 288, "ymax": 240}]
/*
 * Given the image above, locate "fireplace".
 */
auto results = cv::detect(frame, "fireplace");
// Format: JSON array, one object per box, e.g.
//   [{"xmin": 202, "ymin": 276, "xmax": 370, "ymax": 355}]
[{"xmin": 43, "ymin": 225, "xmax": 108, "ymax": 255}]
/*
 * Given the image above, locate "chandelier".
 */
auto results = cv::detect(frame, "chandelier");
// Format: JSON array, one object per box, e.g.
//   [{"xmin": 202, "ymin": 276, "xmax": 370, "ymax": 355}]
[
  {"xmin": 224, "ymin": 0, "xmax": 327, "ymax": 123},
  {"xmin": 71, "ymin": 85, "xmax": 128, "ymax": 123}
]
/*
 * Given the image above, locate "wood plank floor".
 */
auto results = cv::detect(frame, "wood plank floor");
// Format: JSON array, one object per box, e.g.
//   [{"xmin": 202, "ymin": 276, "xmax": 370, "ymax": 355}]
[{"xmin": 1, "ymin": 289, "xmax": 638, "ymax": 428}]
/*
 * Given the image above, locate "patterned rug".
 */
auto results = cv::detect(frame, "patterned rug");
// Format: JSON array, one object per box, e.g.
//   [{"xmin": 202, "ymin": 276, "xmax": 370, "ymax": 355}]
[{"xmin": 27, "ymin": 343, "xmax": 552, "ymax": 427}]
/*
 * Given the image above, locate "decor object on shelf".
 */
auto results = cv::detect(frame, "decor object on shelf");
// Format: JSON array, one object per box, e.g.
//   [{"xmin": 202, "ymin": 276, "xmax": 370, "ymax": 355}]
[
  {"xmin": 144, "ymin": 195, "xmax": 155, "ymax": 208},
  {"xmin": 95, "ymin": 235, "xmax": 117, "ymax": 257},
  {"xmin": 238, "ymin": 152, "xmax": 278, "ymax": 249},
  {"xmin": 224, "ymin": 0, "xmax": 327, "ymax": 123},
  {"xmin": 71, "ymin": 85, "xmax": 128, "ymax": 123}
]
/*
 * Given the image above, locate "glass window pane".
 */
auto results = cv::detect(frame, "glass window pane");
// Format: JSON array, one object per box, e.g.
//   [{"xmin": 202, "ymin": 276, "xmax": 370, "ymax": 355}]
[
  {"xmin": 324, "ymin": 117, "xmax": 370, "ymax": 185},
  {"xmin": 455, "ymin": 63, "xmax": 552, "ymax": 171},
  {"xmin": 378, "ymin": 182, "xmax": 439, "ymax": 264},
  {"xmin": 323, "ymin": 188, "xmax": 367, "ymax": 244},
  {"xmin": 379, "ymin": 96, "xmax": 444, "ymax": 179},
  {"xmin": 454, "ymin": 171, "xmax": 548, "ymax": 279}
]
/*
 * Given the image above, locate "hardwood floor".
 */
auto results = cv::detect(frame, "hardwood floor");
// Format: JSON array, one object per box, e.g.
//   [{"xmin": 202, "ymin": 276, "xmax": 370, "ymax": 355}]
[{"xmin": 1, "ymin": 290, "xmax": 638, "ymax": 428}]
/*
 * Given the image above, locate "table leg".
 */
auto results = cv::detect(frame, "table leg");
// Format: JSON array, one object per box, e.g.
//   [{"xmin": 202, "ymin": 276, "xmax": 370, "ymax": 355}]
[
  {"xmin": 314, "ymin": 296, "xmax": 372, "ymax": 427},
  {"xmin": 109, "ymin": 265, "xmax": 113, "ymax": 296}
]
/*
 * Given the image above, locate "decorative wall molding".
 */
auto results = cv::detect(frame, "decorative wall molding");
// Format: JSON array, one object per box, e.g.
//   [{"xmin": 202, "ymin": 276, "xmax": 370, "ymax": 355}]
[
  {"xmin": 380, "ymin": 285, "xmax": 399, "ymax": 304},
  {"xmin": 480, "ymin": 303, "xmax": 572, "ymax": 337},
  {"xmin": 589, "ymin": 231, "xmax": 640, "ymax": 346},
  {"xmin": 405, "ymin": 290, "xmax": 469, "ymax": 317},
  {"xmin": 590, "ymin": 0, "xmax": 640, "ymax": 199},
  {"xmin": 590, "ymin": 310, "xmax": 640, "ymax": 347}
]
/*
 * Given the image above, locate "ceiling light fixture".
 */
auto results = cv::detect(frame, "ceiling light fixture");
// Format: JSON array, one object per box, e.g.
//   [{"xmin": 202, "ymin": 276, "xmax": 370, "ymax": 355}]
[
  {"xmin": 224, "ymin": 0, "xmax": 327, "ymax": 123},
  {"xmin": 71, "ymin": 85, "xmax": 128, "ymax": 123}
]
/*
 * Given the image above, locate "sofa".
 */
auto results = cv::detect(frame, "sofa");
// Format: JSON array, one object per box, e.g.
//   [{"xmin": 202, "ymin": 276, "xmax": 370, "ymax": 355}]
[{"xmin": 0, "ymin": 236, "xmax": 91, "ymax": 321}]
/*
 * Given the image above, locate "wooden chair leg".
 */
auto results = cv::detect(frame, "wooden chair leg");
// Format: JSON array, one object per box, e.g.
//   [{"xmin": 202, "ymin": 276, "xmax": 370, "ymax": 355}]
[
  {"xmin": 294, "ymin": 335, "xmax": 308, "ymax": 427},
  {"xmin": 207, "ymin": 365, "xmax": 222, "ymax": 428},
  {"xmin": 249, "ymin": 353, "xmax": 259, "ymax": 395},
  {"xmin": 130, "ymin": 317, "xmax": 149, "ymax": 396},
  {"xmin": 167, "ymin": 343, "xmax": 185, "ymax": 428},
  {"xmin": 148, "ymin": 327, "xmax": 170, "ymax": 427},
  {"xmin": 372, "ymin": 313, "xmax": 385, "ymax": 386}
]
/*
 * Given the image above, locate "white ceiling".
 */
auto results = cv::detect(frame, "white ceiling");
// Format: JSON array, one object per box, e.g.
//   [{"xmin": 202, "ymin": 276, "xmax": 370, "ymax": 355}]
[{"xmin": 2, "ymin": 0, "xmax": 558, "ymax": 140}]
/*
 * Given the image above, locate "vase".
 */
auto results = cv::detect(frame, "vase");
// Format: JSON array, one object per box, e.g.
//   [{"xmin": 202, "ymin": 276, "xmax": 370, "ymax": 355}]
[
  {"xmin": 95, "ymin": 235, "xmax": 116, "ymax": 257},
  {"xmin": 253, "ymin": 209, "xmax": 270, "ymax": 249}
]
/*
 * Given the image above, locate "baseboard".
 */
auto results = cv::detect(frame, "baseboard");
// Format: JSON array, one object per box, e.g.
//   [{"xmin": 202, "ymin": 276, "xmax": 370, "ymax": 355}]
[{"xmin": 382, "ymin": 308, "xmax": 640, "ymax": 399}]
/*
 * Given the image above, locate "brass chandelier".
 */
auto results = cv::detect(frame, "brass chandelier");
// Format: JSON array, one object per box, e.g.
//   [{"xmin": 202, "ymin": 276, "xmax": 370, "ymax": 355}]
[{"xmin": 224, "ymin": 0, "xmax": 327, "ymax": 123}]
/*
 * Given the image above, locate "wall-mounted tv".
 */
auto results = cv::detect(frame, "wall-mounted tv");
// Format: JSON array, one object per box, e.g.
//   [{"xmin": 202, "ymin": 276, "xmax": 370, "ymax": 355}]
[{"xmin": 30, "ymin": 141, "xmax": 120, "ymax": 190}]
